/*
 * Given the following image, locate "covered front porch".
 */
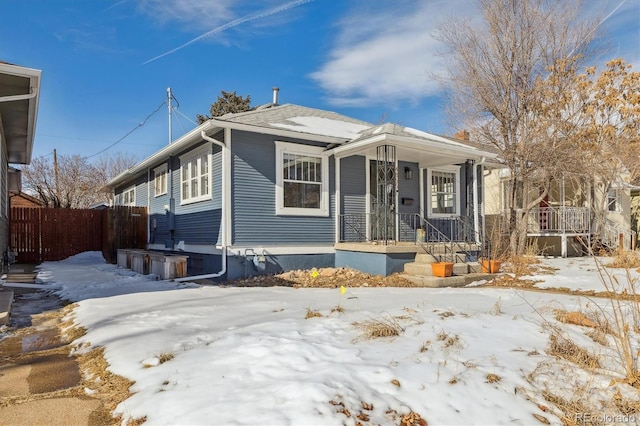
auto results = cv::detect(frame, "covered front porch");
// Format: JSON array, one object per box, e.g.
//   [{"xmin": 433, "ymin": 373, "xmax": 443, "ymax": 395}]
[{"xmin": 328, "ymin": 124, "xmax": 497, "ymax": 274}]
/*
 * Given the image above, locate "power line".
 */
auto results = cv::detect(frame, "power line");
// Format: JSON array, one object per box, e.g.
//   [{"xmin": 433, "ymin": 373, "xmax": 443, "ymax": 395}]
[{"xmin": 84, "ymin": 101, "xmax": 167, "ymax": 159}]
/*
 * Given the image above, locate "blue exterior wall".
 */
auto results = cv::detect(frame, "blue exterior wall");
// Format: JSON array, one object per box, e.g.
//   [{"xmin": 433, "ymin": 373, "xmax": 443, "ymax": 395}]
[
  {"xmin": 398, "ymin": 161, "xmax": 420, "ymax": 215},
  {"xmin": 335, "ymin": 250, "xmax": 415, "ymax": 276},
  {"xmin": 231, "ymin": 130, "xmax": 335, "ymax": 246},
  {"xmin": 113, "ymin": 173, "xmax": 148, "ymax": 207},
  {"xmin": 225, "ymin": 252, "xmax": 335, "ymax": 281}
]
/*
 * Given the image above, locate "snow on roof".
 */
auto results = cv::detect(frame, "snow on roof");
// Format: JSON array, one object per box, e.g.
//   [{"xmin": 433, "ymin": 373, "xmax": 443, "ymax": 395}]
[{"xmin": 270, "ymin": 116, "xmax": 371, "ymax": 139}]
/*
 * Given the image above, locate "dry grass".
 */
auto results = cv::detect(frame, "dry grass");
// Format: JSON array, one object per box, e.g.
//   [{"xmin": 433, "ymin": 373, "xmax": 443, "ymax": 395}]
[
  {"xmin": 486, "ymin": 373, "xmax": 502, "ymax": 383},
  {"xmin": 505, "ymin": 255, "xmax": 541, "ymax": 277},
  {"xmin": 607, "ymin": 250, "xmax": 640, "ymax": 269},
  {"xmin": 305, "ymin": 307, "xmax": 323, "ymax": 319},
  {"xmin": 547, "ymin": 334, "xmax": 601, "ymax": 370},
  {"xmin": 541, "ymin": 389, "xmax": 592, "ymax": 426},
  {"xmin": 158, "ymin": 352, "xmax": 174, "ymax": 364},
  {"xmin": 331, "ymin": 305, "xmax": 345, "ymax": 313},
  {"xmin": 353, "ymin": 317, "xmax": 403, "ymax": 340}
]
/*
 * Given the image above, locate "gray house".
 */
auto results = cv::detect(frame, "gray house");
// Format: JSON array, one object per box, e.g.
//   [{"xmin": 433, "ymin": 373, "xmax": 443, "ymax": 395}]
[
  {"xmin": 0, "ymin": 61, "xmax": 41, "ymax": 262},
  {"xmin": 108, "ymin": 94, "xmax": 497, "ymax": 280}
]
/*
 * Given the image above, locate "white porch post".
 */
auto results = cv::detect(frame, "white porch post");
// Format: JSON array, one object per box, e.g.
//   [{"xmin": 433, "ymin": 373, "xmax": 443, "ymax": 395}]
[
  {"xmin": 419, "ymin": 167, "xmax": 425, "ymax": 218},
  {"xmin": 473, "ymin": 161, "xmax": 481, "ymax": 244},
  {"xmin": 335, "ymin": 156, "xmax": 341, "ymax": 244}
]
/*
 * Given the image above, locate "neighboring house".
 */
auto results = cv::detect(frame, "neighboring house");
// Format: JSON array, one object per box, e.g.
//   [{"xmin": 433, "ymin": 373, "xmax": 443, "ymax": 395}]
[
  {"xmin": 484, "ymin": 167, "xmax": 637, "ymax": 257},
  {"xmin": 9, "ymin": 190, "xmax": 44, "ymax": 208},
  {"xmin": 108, "ymin": 92, "xmax": 497, "ymax": 279},
  {"xmin": 0, "ymin": 61, "xmax": 41, "ymax": 257}
]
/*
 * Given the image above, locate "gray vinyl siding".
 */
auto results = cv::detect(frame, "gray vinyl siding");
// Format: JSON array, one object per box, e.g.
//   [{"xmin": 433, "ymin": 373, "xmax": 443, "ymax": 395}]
[
  {"xmin": 136, "ymin": 137, "xmax": 224, "ymax": 247},
  {"xmin": 113, "ymin": 174, "xmax": 148, "ymax": 207},
  {"xmin": 398, "ymin": 161, "xmax": 420, "ymax": 215},
  {"xmin": 231, "ymin": 130, "xmax": 335, "ymax": 245},
  {"xmin": 340, "ymin": 156, "xmax": 366, "ymax": 215},
  {"xmin": 171, "ymin": 142, "xmax": 222, "ymax": 245}
]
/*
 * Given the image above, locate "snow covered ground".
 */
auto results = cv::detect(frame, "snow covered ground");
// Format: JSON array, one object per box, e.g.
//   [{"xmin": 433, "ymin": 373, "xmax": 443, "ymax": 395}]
[{"xmin": 20, "ymin": 252, "xmax": 640, "ymax": 425}]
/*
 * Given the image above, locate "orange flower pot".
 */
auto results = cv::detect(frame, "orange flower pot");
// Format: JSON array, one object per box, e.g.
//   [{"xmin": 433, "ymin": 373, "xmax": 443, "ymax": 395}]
[
  {"xmin": 431, "ymin": 262, "xmax": 454, "ymax": 277},
  {"xmin": 481, "ymin": 259, "xmax": 502, "ymax": 273}
]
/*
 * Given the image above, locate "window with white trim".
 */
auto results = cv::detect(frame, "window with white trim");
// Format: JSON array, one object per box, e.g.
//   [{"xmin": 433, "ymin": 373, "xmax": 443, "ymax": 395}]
[
  {"xmin": 607, "ymin": 188, "xmax": 621, "ymax": 212},
  {"xmin": 427, "ymin": 168, "xmax": 459, "ymax": 216},
  {"xmin": 154, "ymin": 164, "xmax": 168, "ymax": 197},
  {"xmin": 275, "ymin": 141, "xmax": 329, "ymax": 216},
  {"xmin": 180, "ymin": 146, "xmax": 211, "ymax": 204},
  {"xmin": 122, "ymin": 186, "xmax": 136, "ymax": 206}
]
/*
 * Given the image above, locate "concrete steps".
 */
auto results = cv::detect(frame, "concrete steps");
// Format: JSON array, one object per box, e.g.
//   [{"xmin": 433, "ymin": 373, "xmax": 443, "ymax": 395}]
[{"xmin": 402, "ymin": 250, "xmax": 493, "ymax": 287}]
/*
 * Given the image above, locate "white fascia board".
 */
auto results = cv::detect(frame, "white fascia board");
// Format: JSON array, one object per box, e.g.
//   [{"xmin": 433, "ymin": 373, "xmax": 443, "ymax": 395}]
[
  {"xmin": 208, "ymin": 119, "xmax": 347, "ymax": 144},
  {"xmin": 108, "ymin": 121, "xmax": 220, "ymax": 188},
  {"xmin": 330, "ymin": 133, "xmax": 498, "ymax": 160}
]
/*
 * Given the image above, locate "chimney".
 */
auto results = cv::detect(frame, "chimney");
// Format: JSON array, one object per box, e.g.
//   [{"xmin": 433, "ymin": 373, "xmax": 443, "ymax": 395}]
[
  {"xmin": 272, "ymin": 87, "xmax": 279, "ymax": 105},
  {"xmin": 454, "ymin": 130, "xmax": 470, "ymax": 141}
]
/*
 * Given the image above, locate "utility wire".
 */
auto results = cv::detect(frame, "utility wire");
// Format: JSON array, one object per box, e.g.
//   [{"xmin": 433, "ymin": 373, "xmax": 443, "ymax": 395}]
[{"xmin": 84, "ymin": 101, "xmax": 167, "ymax": 159}]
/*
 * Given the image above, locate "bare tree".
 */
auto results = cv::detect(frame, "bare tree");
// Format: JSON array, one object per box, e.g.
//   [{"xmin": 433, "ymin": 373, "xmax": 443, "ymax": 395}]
[
  {"xmin": 21, "ymin": 152, "xmax": 138, "ymax": 208},
  {"xmin": 437, "ymin": 0, "xmax": 600, "ymax": 255}
]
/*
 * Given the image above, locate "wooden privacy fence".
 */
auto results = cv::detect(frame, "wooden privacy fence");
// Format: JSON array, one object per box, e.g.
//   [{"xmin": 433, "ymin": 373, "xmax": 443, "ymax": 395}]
[{"xmin": 10, "ymin": 206, "xmax": 147, "ymax": 264}]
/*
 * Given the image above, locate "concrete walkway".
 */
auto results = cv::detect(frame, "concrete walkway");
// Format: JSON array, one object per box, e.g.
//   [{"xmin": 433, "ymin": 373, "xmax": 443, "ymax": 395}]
[
  {"xmin": 1, "ymin": 264, "xmax": 39, "ymax": 325},
  {"xmin": 0, "ymin": 289, "xmax": 14, "ymax": 325}
]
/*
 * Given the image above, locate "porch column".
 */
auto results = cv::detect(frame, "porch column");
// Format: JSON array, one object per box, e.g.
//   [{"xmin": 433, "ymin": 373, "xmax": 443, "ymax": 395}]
[
  {"xmin": 473, "ymin": 161, "xmax": 481, "ymax": 244},
  {"xmin": 335, "ymin": 156, "xmax": 341, "ymax": 244}
]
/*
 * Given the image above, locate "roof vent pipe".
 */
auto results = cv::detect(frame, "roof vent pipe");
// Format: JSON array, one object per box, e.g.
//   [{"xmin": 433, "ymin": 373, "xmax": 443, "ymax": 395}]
[{"xmin": 272, "ymin": 87, "xmax": 279, "ymax": 105}]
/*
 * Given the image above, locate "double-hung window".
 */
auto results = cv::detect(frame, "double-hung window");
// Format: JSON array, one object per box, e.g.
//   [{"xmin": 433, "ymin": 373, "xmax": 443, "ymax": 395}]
[
  {"xmin": 180, "ymin": 146, "xmax": 211, "ymax": 204},
  {"xmin": 275, "ymin": 141, "xmax": 329, "ymax": 216},
  {"xmin": 607, "ymin": 188, "xmax": 621, "ymax": 212},
  {"xmin": 427, "ymin": 167, "xmax": 459, "ymax": 216},
  {"xmin": 122, "ymin": 186, "xmax": 136, "ymax": 206},
  {"xmin": 154, "ymin": 164, "xmax": 168, "ymax": 197}
]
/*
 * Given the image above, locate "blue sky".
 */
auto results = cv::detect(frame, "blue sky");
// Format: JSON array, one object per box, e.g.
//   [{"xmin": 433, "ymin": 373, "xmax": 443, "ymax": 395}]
[{"xmin": 1, "ymin": 0, "xmax": 639, "ymax": 163}]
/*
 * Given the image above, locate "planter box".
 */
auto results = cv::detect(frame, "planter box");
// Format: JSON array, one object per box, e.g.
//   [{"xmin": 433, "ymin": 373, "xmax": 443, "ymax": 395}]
[
  {"xmin": 130, "ymin": 250, "xmax": 150, "ymax": 275},
  {"xmin": 431, "ymin": 262, "xmax": 454, "ymax": 277},
  {"xmin": 149, "ymin": 253, "xmax": 189, "ymax": 280},
  {"xmin": 481, "ymin": 259, "xmax": 502, "ymax": 273},
  {"xmin": 116, "ymin": 249, "xmax": 130, "ymax": 269}
]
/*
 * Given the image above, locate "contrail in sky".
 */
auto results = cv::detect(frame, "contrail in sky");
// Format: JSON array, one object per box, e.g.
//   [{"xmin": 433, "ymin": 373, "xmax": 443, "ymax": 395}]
[{"xmin": 144, "ymin": 0, "xmax": 315, "ymax": 64}]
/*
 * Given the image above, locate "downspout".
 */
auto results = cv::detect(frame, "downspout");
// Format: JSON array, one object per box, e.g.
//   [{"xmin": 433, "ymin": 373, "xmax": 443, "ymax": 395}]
[
  {"xmin": 174, "ymin": 129, "xmax": 228, "ymax": 281},
  {"xmin": 175, "ymin": 246, "xmax": 226, "ymax": 281},
  {"xmin": 473, "ymin": 157, "xmax": 486, "ymax": 245}
]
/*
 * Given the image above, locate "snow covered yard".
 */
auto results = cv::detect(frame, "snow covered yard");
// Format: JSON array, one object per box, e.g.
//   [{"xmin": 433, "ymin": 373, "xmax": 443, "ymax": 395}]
[{"xmin": 33, "ymin": 252, "xmax": 640, "ymax": 425}]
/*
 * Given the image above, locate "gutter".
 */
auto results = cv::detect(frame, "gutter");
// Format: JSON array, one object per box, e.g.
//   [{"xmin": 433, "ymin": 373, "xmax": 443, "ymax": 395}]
[{"xmin": 0, "ymin": 88, "xmax": 38, "ymax": 103}]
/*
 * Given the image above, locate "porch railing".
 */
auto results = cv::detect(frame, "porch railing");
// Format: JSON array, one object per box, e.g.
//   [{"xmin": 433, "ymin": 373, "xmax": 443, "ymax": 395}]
[
  {"xmin": 339, "ymin": 213, "xmax": 482, "ymax": 263},
  {"xmin": 599, "ymin": 219, "xmax": 636, "ymax": 251},
  {"xmin": 524, "ymin": 207, "xmax": 590, "ymax": 234}
]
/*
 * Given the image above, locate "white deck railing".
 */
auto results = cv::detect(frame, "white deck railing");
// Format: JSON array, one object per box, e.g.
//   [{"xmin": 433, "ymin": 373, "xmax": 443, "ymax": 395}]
[{"xmin": 524, "ymin": 207, "xmax": 590, "ymax": 234}]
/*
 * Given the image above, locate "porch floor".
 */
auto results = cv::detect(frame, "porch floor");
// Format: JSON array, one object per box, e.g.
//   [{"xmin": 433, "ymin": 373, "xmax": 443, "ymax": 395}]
[{"xmin": 334, "ymin": 242, "xmax": 481, "ymax": 254}]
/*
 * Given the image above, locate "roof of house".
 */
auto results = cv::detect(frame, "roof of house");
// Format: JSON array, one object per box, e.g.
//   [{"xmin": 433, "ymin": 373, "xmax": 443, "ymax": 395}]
[
  {"xmin": 0, "ymin": 61, "xmax": 41, "ymax": 164},
  {"xmin": 108, "ymin": 102, "xmax": 498, "ymax": 187},
  {"xmin": 213, "ymin": 104, "xmax": 373, "ymax": 140}
]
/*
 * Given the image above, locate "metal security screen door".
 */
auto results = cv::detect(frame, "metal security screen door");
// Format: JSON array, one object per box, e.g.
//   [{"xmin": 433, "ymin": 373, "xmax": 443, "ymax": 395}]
[{"xmin": 371, "ymin": 145, "xmax": 397, "ymax": 243}]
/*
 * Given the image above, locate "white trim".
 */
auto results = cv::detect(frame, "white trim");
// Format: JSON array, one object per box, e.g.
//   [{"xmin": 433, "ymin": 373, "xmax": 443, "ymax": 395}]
[
  {"xmin": 419, "ymin": 167, "xmax": 425, "ymax": 216},
  {"xmin": 426, "ymin": 166, "xmax": 460, "ymax": 217},
  {"xmin": 223, "ymin": 128, "xmax": 233, "ymax": 246},
  {"xmin": 365, "ymin": 155, "xmax": 373, "ymax": 240},
  {"xmin": 275, "ymin": 141, "xmax": 329, "ymax": 217},
  {"xmin": 335, "ymin": 156, "xmax": 341, "ymax": 243},
  {"xmin": 147, "ymin": 243, "xmax": 335, "ymax": 256},
  {"xmin": 230, "ymin": 245, "xmax": 336, "ymax": 255},
  {"xmin": 153, "ymin": 163, "xmax": 168, "ymax": 197},
  {"xmin": 179, "ymin": 144, "xmax": 212, "ymax": 205},
  {"xmin": 122, "ymin": 185, "xmax": 136, "ymax": 206}
]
